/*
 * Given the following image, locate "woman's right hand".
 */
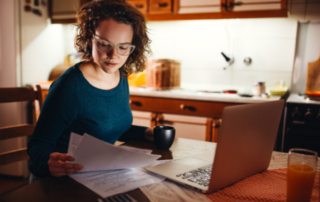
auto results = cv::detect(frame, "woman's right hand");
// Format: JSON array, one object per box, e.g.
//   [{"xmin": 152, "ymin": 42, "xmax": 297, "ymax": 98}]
[{"xmin": 48, "ymin": 152, "xmax": 82, "ymax": 177}]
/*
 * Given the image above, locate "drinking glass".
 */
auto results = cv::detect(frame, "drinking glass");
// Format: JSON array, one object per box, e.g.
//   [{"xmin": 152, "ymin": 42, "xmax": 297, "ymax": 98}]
[{"xmin": 287, "ymin": 148, "xmax": 318, "ymax": 202}]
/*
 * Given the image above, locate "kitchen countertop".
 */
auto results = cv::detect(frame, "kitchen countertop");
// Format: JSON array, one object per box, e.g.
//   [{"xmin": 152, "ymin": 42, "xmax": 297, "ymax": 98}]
[
  {"xmin": 129, "ymin": 87, "xmax": 282, "ymax": 104},
  {"xmin": 39, "ymin": 83, "xmax": 282, "ymax": 104},
  {"xmin": 287, "ymin": 93, "xmax": 320, "ymax": 105}
]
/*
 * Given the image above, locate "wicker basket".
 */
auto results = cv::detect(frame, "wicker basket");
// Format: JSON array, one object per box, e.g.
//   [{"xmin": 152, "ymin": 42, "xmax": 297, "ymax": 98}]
[{"xmin": 146, "ymin": 59, "xmax": 181, "ymax": 90}]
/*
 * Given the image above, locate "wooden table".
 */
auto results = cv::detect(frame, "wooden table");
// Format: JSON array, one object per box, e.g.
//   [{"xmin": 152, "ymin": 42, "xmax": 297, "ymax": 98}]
[{"xmin": 0, "ymin": 138, "xmax": 216, "ymax": 202}]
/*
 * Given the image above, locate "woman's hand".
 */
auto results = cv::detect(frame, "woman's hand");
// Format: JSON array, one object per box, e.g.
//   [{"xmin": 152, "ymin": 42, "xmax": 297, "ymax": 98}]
[
  {"xmin": 48, "ymin": 152, "xmax": 82, "ymax": 177},
  {"xmin": 144, "ymin": 128, "xmax": 154, "ymax": 142}
]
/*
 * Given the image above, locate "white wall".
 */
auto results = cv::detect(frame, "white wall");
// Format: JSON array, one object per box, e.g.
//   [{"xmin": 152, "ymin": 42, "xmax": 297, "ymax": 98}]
[
  {"xmin": 19, "ymin": 0, "xmax": 65, "ymax": 86},
  {"xmin": 146, "ymin": 18, "xmax": 298, "ymax": 91}
]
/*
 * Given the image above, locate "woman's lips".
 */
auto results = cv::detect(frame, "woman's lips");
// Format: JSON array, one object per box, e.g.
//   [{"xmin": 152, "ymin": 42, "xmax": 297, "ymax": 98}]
[{"xmin": 104, "ymin": 62, "xmax": 117, "ymax": 66}]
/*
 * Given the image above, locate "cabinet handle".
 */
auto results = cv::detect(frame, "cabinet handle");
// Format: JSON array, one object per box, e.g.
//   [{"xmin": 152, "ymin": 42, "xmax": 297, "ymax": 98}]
[
  {"xmin": 180, "ymin": 104, "xmax": 196, "ymax": 112},
  {"xmin": 134, "ymin": 4, "xmax": 144, "ymax": 9},
  {"xmin": 229, "ymin": 2, "xmax": 243, "ymax": 7},
  {"xmin": 158, "ymin": 2, "xmax": 168, "ymax": 8},
  {"xmin": 221, "ymin": 0, "xmax": 243, "ymax": 11},
  {"xmin": 158, "ymin": 119, "xmax": 174, "ymax": 125},
  {"xmin": 129, "ymin": 100, "xmax": 142, "ymax": 106}
]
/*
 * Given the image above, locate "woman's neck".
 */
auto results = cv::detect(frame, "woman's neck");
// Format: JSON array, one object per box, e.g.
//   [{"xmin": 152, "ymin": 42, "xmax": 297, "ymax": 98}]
[{"xmin": 79, "ymin": 61, "xmax": 121, "ymax": 90}]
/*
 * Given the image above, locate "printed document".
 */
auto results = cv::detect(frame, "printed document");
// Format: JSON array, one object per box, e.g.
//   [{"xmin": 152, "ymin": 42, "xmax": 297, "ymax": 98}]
[
  {"xmin": 67, "ymin": 133, "xmax": 161, "ymax": 172},
  {"xmin": 67, "ymin": 133, "xmax": 164, "ymax": 198},
  {"xmin": 69, "ymin": 168, "xmax": 164, "ymax": 198}
]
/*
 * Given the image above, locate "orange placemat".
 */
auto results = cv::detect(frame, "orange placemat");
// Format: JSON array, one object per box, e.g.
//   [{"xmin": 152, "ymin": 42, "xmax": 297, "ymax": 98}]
[{"xmin": 206, "ymin": 169, "xmax": 319, "ymax": 202}]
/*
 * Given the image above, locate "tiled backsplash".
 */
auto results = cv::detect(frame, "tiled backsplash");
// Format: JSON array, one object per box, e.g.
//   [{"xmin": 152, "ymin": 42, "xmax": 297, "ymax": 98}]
[{"xmin": 63, "ymin": 18, "xmax": 298, "ymax": 92}]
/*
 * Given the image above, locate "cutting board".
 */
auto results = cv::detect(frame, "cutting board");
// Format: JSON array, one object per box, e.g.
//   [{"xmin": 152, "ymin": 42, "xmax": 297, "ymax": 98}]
[{"xmin": 306, "ymin": 51, "xmax": 320, "ymax": 96}]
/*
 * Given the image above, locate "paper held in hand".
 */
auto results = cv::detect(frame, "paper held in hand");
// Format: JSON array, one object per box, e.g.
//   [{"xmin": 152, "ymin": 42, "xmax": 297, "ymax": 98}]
[{"xmin": 67, "ymin": 133, "xmax": 161, "ymax": 172}]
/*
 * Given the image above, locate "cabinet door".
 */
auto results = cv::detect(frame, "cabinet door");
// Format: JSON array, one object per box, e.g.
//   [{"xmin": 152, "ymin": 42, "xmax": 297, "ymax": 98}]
[
  {"xmin": 229, "ymin": 0, "xmax": 282, "ymax": 11},
  {"xmin": 132, "ymin": 110, "xmax": 151, "ymax": 127},
  {"xmin": 157, "ymin": 113, "xmax": 208, "ymax": 141},
  {"xmin": 127, "ymin": 0, "xmax": 148, "ymax": 14},
  {"xmin": 179, "ymin": 0, "xmax": 221, "ymax": 13},
  {"xmin": 50, "ymin": 0, "xmax": 90, "ymax": 23},
  {"xmin": 149, "ymin": 0, "xmax": 172, "ymax": 14},
  {"xmin": 288, "ymin": 0, "xmax": 320, "ymax": 20},
  {"xmin": 305, "ymin": 0, "xmax": 320, "ymax": 20}
]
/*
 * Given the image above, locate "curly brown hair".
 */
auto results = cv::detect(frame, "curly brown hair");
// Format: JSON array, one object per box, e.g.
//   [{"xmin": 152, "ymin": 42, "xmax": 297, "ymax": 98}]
[{"xmin": 74, "ymin": 0, "xmax": 151, "ymax": 76}]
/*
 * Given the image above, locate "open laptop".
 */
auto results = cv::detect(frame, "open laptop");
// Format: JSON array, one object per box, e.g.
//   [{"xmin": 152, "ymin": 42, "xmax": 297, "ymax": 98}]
[{"xmin": 146, "ymin": 100, "xmax": 284, "ymax": 193}]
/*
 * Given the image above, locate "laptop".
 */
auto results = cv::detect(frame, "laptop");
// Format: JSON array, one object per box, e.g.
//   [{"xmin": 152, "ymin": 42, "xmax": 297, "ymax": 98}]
[{"xmin": 146, "ymin": 100, "xmax": 284, "ymax": 193}]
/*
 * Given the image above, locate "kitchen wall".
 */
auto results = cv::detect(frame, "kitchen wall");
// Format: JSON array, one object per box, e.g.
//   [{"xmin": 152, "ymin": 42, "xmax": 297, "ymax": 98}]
[
  {"xmin": 62, "ymin": 18, "xmax": 298, "ymax": 92},
  {"xmin": 146, "ymin": 18, "xmax": 298, "ymax": 92},
  {"xmin": 19, "ymin": 0, "xmax": 65, "ymax": 86}
]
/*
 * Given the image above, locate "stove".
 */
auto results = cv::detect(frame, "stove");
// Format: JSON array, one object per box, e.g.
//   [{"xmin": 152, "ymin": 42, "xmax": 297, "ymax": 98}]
[{"xmin": 282, "ymin": 93, "xmax": 320, "ymax": 154}]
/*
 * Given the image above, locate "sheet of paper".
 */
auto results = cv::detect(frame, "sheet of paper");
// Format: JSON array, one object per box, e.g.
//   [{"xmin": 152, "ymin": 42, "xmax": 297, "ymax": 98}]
[
  {"xmin": 268, "ymin": 151, "xmax": 320, "ymax": 171},
  {"xmin": 67, "ymin": 132, "xmax": 83, "ymax": 157},
  {"xmin": 72, "ymin": 133, "xmax": 161, "ymax": 172},
  {"xmin": 268, "ymin": 151, "xmax": 288, "ymax": 169},
  {"xmin": 69, "ymin": 168, "xmax": 165, "ymax": 198}
]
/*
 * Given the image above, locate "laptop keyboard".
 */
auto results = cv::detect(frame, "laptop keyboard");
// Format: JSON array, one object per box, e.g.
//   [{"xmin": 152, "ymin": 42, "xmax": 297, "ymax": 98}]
[{"xmin": 175, "ymin": 165, "xmax": 212, "ymax": 186}]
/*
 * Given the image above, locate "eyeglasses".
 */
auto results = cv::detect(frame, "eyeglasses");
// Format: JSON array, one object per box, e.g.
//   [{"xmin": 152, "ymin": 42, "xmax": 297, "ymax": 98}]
[{"xmin": 94, "ymin": 37, "xmax": 135, "ymax": 56}]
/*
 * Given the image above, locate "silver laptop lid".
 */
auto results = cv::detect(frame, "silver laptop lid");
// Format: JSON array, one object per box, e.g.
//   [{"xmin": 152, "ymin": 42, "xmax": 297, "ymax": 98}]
[{"xmin": 208, "ymin": 100, "xmax": 284, "ymax": 193}]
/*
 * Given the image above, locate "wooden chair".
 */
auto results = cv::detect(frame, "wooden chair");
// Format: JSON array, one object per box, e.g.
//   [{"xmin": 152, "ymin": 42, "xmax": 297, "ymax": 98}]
[{"xmin": 0, "ymin": 85, "xmax": 43, "ymax": 194}]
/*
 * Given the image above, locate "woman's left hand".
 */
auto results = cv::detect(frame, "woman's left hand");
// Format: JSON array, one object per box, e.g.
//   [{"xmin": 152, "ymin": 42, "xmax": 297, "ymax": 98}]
[{"xmin": 144, "ymin": 128, "xmax": 154, "ymax": 142}]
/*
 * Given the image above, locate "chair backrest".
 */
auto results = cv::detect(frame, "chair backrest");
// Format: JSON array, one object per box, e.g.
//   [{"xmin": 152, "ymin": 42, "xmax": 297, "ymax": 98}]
[{"xmin": 0, "ymin": 85, "xmax": 43, "ymax": 166}]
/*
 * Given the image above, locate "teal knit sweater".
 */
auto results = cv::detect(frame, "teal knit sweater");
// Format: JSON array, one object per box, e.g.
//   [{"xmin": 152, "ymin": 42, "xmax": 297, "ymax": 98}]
[{"xmin": 27, "ymin": 62, "xmax": 147, "ymax": 178}]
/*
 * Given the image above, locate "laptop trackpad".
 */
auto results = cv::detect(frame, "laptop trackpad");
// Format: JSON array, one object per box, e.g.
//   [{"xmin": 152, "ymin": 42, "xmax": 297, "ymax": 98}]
[
  {"xmin": 147, "ymin": 157, "xmax": 212, "ymax": 177},
  {"xmin": 174, "ymin": 157, "xmax": 211, "ymax": 167}
]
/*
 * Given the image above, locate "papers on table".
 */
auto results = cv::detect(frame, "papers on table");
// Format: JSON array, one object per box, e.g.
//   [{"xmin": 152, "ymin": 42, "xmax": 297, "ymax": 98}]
[
  {"xmin": 69, "ymin": 168, "xmax": 165, "ymax": 198},
  {"xmin": 67, "ymin": 132, "xmax": 164, "ymax": 198},
  {"xmin": 67, "ymin": 133, "xmax": 161, "ymax": 172}
]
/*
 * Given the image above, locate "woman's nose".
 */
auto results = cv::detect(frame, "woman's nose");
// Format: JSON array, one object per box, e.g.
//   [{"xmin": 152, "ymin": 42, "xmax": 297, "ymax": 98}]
[{"xmin": 107, "ymin": 47, "xmax": 118, "ymax": 58}]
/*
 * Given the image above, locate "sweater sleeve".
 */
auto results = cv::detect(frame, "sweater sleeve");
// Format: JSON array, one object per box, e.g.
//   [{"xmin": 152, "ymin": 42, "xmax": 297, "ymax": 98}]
[
  {"xmin": 118, "ymin": 125, "xmax": 147, "ymax": 142},
  {"xmin": 27, "ymin": 73, "xmax": 79, "ymax": 178}
]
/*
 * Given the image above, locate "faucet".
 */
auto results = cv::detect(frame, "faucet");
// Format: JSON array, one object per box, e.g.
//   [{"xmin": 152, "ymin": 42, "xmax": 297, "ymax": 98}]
[{"xmin": 221, "ymin": 52, "xmax": 234, "ymax": 65}]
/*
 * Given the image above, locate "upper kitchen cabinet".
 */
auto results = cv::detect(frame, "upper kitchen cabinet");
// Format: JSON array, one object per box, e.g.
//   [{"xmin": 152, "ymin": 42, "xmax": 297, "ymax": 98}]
[
  {"xmin": 49, "ymin": 0, "xmax": 90, "ymax": 24},
  {"xmin": 288, "ymin": 0, "xmax": 320, "ymax": 20},
  {"xmin": 127, "ymin": 0, "xmax": 148, "ymax": 14},
  {"xmin": 49, "ymin": 0, "xmax": 288, "ymax": 23},
  {"xmin": 146, "ymin": 0, "xmax": 287, "ymax": 20}
]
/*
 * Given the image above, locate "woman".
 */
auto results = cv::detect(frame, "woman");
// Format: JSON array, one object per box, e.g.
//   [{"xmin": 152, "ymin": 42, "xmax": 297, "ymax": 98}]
[{"xmin": 27, "ymin": 0, "xmax": 153, "ymax": 182}]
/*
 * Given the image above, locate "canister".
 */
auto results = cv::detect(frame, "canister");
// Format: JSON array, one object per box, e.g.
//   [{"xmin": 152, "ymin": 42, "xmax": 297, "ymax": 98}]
[{"xmin": 253, "ymin": 82, "xmax": 266, "ymax": 96}]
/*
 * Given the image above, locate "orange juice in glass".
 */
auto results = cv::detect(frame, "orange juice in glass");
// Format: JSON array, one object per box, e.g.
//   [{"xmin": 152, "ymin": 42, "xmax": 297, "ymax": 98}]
[{"xmin": 287, "ymin": 148, "xmax": 318, "ymax": 202}]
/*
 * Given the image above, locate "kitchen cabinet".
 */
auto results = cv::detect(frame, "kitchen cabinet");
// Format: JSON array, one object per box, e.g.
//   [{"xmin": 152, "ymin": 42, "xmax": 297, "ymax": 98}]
[
  {"xmin": 146, "ymin": 0, "xmax": 287, "ymax": 21},
  {"xmin": 129, "ymin": 95, "xmax": 240, "ymax": 142},
  {"xmin": 49, "ymin": 0, "xmax": 90, "ymax": 24},
  {"xmin": 288, "ymin": 0, "xmax": 320, "ymax": 20},
  {"xmin": 132, "ymin": 111, "xmax": 210, "ymax": 141},
  {"xmin": 49, "ymin": 0, "xmax": 287, "ymax": 24},
  {"xmin": 127, "ymin": 0, "xmax": 148, "ymax": 14}
]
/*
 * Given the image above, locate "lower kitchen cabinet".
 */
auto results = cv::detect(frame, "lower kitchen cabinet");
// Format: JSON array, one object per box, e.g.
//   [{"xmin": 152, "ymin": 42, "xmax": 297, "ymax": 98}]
[
  {"xmin": 129, "ymin": 96, "xmax": 238, "ymax": 142},
  {"xmin": 132, "ymin": 111, "xmax": 210, "ymax": 141}
]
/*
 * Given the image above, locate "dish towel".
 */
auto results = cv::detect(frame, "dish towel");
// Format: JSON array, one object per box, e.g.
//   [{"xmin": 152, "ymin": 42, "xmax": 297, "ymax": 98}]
[{"xmin": 206, "ymin": 169, "xmax": 319, "ymax": 202}]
